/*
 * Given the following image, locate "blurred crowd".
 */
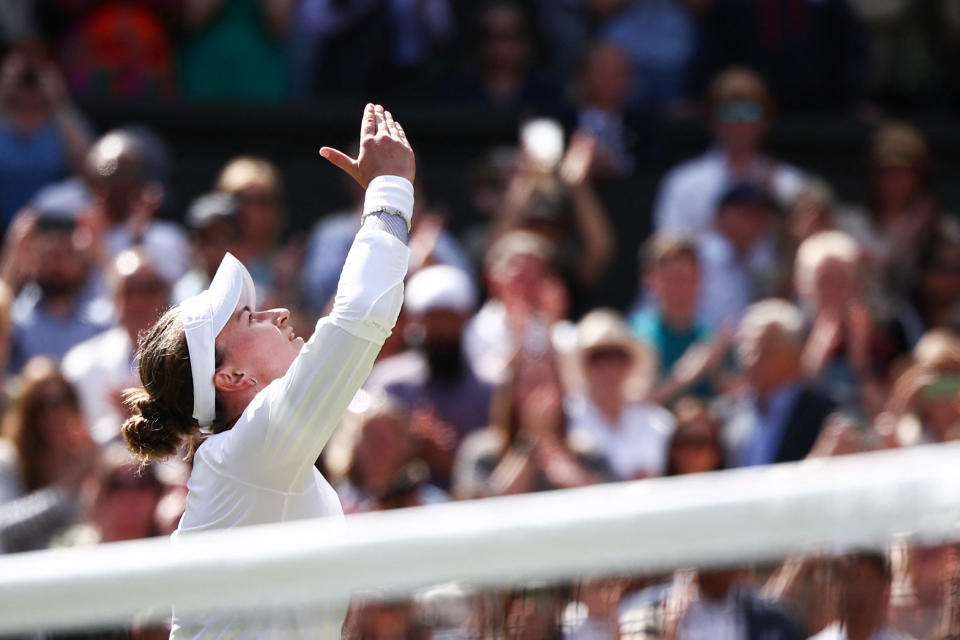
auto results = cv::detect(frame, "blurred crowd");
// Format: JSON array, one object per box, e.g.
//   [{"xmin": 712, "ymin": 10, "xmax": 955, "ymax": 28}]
[{"xmin": 1, "ymin": 1, "xmax": 960, "ymax": 639}]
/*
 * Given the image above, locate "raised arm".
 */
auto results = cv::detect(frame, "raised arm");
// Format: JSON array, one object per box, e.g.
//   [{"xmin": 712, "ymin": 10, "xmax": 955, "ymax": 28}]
[{"xmin": 223, "ymin": 104, "xmax": 416, "ymax": 488}]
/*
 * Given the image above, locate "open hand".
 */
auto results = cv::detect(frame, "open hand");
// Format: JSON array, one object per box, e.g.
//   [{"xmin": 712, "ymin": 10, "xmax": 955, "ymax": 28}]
[{"xmin": 320, "ymin": 103, "xmax": 415, "ymax": 188}]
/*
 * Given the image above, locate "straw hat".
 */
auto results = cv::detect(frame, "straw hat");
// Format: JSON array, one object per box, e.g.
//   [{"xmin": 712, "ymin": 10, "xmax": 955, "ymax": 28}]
[{"xmin": 573, "ymin": 309, "xmax": 656, "ymax": 398}]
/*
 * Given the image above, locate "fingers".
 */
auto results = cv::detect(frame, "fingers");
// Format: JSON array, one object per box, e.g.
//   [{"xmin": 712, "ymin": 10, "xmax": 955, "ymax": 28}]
[
  {"xmin": 373, "ymin": 104, "xmax": 386, "ymax": 135},
  {"xmin": 361, "ymin": 103, "xmax": 377, "ymax": 138},
  {"xmin": 318, "ymin": 146, "xmax": 358, "ymax": 181}
]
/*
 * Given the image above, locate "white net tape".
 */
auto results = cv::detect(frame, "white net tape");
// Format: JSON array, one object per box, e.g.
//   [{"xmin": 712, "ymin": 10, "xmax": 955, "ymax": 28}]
[{"xmin": 1, "ymin": 443, "xmax": 959, "ymax": 635}]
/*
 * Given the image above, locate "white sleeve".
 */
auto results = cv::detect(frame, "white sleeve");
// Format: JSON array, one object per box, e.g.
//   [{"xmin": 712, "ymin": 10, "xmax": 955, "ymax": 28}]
[{"xmin": 217, "ymin": 181, "xmax": 412, "ymax": 491}]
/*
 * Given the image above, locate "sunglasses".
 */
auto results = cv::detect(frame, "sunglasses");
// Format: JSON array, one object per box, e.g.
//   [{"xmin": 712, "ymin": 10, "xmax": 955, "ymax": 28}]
[
  {"xmin": 715, "ymin": 100, "xmax": 763, "ymax": 124},
  {"xmin": 585, "ymin": 347, "xmax": 631, "ymax": 365},
  {"xmin": 674, "ymin": 435, "xmax": 717, "ymax": 449}
]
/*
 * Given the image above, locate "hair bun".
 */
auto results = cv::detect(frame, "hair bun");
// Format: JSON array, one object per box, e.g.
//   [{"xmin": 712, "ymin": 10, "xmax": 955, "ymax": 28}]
[{"xmin": 121, "ymin": 388, "xmax": 182, "ymax": 463}]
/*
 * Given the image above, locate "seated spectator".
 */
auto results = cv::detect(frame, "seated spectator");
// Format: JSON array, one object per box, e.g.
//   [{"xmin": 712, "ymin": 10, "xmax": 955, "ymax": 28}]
[
  {"xmin": 665, "ymin": 397, "xmax": 725, "ymax": 476},
  {"xmin": 0, "ymin": 52, "xmax": 92, "ymax": 228},
  {"xmin": 327, "ymin": 392, "xmax": 447, "ymax": 514},
  {"xmin": 795, "ymin": 230, "xmax": 907, "ymax": 416},
  {"xmin": 884, "ymin": 330, "xmax": 960, "ymax": 447},
  {"xmin": 631, "ymin": 234, "xmax": 730, "ymax": 403},
  {"xmin": 723, "ymin": 299, "xmax": 836, "ymax": 467},
  {"xmin": 896, "ymin": 218, "xmax": 960, "ymax": 346},
  {"xmin": 654, "ymin": 67, "xmax": 805, "ymax": 240},
  {"xmin": 836, "ymin": 123, "xmax": 943, "ymax": 296},
  {"xmin": 302, "ymin": 176, "xmax": 470, "ymax": 315},
  {"xmin": 6, "ymin": 209, "xmax": 111, "ymax": 372},
  {"xmin": 56, "ymin": 2, "xmax": 176, "ymax": 100},
  {"xmin": 62, "ymin": 248, "xmax": 170, "ymax": 446},
  {"xmin": 173, "ymin": 192, "xmax": 241, "ymax": 303},
  {"xmin": 0, "ymin": 358, "xmax": 97, "ymax": 553},
  {"xmin": 178, "ymin": 0, "xmax": 293, "ymax": 101},
  {"xmin": 84, "ymin": 130, "xmax": 190, "ymax": 284},
  {"xmin": 572, "ymin": 41, "xmax": 637, "ymax": 177},
  {"xmin": 446, "ymin": 1, "xmax": 561, "ymax": 111},
  {"xmin": 453, "ymin": 347, "xmax": 606, "ymax": 499},
  {"xmin": 566, "ymin": 309, "xmax": 674, "ymax": 481},
  {"xmin": 56, "ymin": 443, "xmax": 165, "ymax": 546},
  {"xmin": 697, "ymin": 182, "xmax": 778, "ymax": 332},
  {"xmin": 890, "ymin": 544, "xmax": 956, "ymax": 640},
  {"xmin": 778, "ymin": 179, "xmax": 838, "ymax": 299},
  {"xmin": 464, "ymin": 231, "xmax": 568, "ymax": 385},
  {"xmin": 594, "ymin": 0, "xmax": 699, "ymax": 115},
  {"xmin": 497, "ymin": 123, "xmax": 616, "ymax": 294},
  {"xmin": 620, "ymin": 567, "xmax": 804, "ymax": 639},
  {"xmin": 213, "ymin": 157, "xmax": 287, "ymax": 302},
  {"xmin": 810, "ymin": 552, "xmax": 915, "ymax": 640},
  {"xmin": 366, "ymin": 265, "xmax": 492, "ymax": 491}
]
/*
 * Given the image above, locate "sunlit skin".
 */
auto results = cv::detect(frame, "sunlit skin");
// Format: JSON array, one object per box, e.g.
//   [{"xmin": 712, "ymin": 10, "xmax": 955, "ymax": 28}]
[{"xmin": 212, "ymin": 305, "xmax": 304, "ymax": 420}]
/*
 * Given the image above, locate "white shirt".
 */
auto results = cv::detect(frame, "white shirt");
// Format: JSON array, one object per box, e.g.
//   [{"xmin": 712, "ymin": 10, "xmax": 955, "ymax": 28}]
[
  {"xmin": 107, "ymin": 219, "xmax": 190, "ymax": 284},
  {"xmin": 696, "ymin": 231, "xmax": 755, "ymax": 332},
  {"xmin": 171, "ymin": 224, "xmax": 410, "ymax": 640},
  {"xmin": 675, "ymin": 591, "xmax": 746, "ymax": 640},
  {"xmin": 61, "ymin": 327, "xmax": 136, "ymax": 446},
  {"xmin": 566, "ymin": 395, "xmax": 674, "ymax": 480},
  {"xmin": 808, "ymin": 622, "xmax": 915, "ymax": 640},
  {"xmin": 653, "ymin": 148, "xmax": 805, "ymax": 237}
]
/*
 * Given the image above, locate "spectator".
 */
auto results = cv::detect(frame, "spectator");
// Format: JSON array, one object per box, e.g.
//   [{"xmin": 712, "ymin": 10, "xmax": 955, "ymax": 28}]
[
  {"xmin": 84, "ymin": 130, "xmax": 190, "ymax": 284},
  {"xmin": 837, "ymin": 123, "xmax": 943, "ymax": 295},
  {"xmin": 566, "ymin": 309, "xmax": 675, "ymax": 481},
  {"xmin": 694, "ymin": 0, "xmax": 869, "ymax": 110},
  {"xmin": 62, "ymin": 248, "xmax": 171, "ymax": 446},
  {"xmin": 897, "ymin": 218, "xmax": 960, "ymax": 346},
  {"xmin": 572, "ymin": 41, "xmax": 638, "ymax": 177},
  {"xmin": 595, "ymin": 0, "xmax": 700, "ymax": 114},
  {"xmin": 697, "ymin": 182, "xmax": 778, "ymax": 332},
  {"xmin": 631, "ymin": 233, "xmax": 731, "ymax": 403},
  {"xmin": 55, "ymin": 2, "xmax": 177, "ymax": 101},
  {"xmin": 447, "ymin": 1, "xmax": 561, "ymax": 111},
  {"xmin": 884, "ymin": 330, "xmax": 960, "ymax": 447},
  {"xmin": 795, "ymin": 230, "xmax": 904, "ymax": 415},
  {"xmin": 620, "ymin": 568, "xmax": 805, "ymax": 639},
  {"xmin": 453, "ymin": 347, "xmax": 606, "ymax": 499},
  {"xmin": 178, "ymin": 0, "xmax": 294, "ymax": 101},
  {"xmin": 58, "ymin": 443, "xmax": 165, "ymax": 546},
  {"xmin": 665, "ymin": 397, "xmax": 725, "ymax": 476},
  {"xmin": 366, "ymin": 265, "xmax": 492, "ymax": 491},
  {"xmin": 0, "ymin": 358, "xmax": 97, "ymax": 553},
  {"xmin": 213, "ymin": 157, "xmax": 288, "ymax": 304},
  {"xmin": 463, "ymin": 230, "xmax": 559, "ymax": 385},
  {"xmin": 6, "ymin": 209, "xmax": 111, "ymax": 372},
  {"xmin": 327, "ymin": 391, "xmax": 447, "ymax": 514},
  {"xmin": 173, "ymin": 192, "xmax": 241, "ymax": 303},
  {"xmin": 809, "ymin": 552, "xmax": 915, "ymax": 640},
  {"xmin": 0, "ymin": 52, "xmax": 92, "ymax": 228},
  {"xmin": 778, "ymin": 179, "xmax": 838, "ymax": 299},
  {"xmin": 302, "ymin": 176, "xmax": 471, "ymax": 315},
  {"xmin": 723, "ymin": 299, "xmax": 837, "ymax": 467},
  {"xmin": 498, "ymin": 123, "xmax": 616, "ymax": 293},
  {"xmin": 654, "ymin": 66, "xmax": 805, "ymax": 240}
]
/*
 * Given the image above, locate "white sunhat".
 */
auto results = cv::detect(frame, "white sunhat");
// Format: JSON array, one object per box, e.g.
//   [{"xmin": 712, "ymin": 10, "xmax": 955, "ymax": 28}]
[
  {"xmin": 404, "ymin": 265, "xmax": 476, "ymax": 315},
  {"xmin": 179, "ymin": 252, "xmax": 256, "ymax": 432}
]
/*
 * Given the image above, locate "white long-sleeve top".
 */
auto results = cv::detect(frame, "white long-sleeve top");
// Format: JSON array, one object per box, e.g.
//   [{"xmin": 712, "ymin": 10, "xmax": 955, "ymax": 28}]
[{"xmin": 171, "ymin": 209, "xmax": 411, "ymax": 639}]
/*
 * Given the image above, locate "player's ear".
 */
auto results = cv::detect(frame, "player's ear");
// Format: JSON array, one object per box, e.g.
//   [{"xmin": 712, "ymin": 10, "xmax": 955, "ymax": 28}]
[{"xmin": 213, "ymin": 368, "xmax": 256, "ymax": 394}]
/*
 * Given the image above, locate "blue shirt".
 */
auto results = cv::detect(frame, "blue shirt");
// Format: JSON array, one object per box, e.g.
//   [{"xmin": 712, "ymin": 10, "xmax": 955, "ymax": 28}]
[
  {"xmin": 741, "ymin": 383, "xmax": 804, "ymax": 467},
  {"xmin": 0, "ymin": 122, "xmax": 69, "ymax": 226}
]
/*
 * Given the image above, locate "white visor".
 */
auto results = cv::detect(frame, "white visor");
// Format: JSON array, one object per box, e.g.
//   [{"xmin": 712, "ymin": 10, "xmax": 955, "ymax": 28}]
[{"xmin": 179, "ymin": 252, "xmax": 257, "ymax": 432}]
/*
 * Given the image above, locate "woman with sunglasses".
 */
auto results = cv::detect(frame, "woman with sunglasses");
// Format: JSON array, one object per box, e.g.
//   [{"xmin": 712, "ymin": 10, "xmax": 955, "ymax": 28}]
[{"xmin": 121, "ymin": 104, "xmax": 415, "ymax": 638}]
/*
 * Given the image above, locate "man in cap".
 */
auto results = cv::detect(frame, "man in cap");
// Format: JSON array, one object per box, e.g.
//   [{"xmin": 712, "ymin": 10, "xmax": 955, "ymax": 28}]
[{"xmin": 367, "ymin": 264, "xmax": 492, "ymax": 490}]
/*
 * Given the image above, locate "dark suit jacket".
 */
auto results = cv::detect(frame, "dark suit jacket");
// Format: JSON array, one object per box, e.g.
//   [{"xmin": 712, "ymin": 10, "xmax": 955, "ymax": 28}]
[{"xmin": 773, "ymin": 386, "xmax": 837, "ymax": 464}]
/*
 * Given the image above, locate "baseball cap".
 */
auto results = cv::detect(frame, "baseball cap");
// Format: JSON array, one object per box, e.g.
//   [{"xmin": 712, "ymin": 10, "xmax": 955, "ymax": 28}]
[
  {"xmin": 179, "ymin": 252, "xmax": 256, "ymax": 432},
  {"xmin": 405, "ymin": 265, "xmax": 476, "ymax": 315},
  {"xmin": 186, "ymin": 192, "xmax": 238, "ymax": 230}
]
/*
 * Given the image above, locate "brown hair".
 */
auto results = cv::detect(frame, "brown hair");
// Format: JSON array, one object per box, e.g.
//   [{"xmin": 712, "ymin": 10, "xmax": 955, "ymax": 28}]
[
  {"xmin": 122, "ymin": 306, "xmax": 221, "ymax": 464},
  {"xmin": 2, "ymin": 358, "xmax": 82, "ymax": 491},
  {"xmin": 640, "ymin": 233, "xmax": 699, "ymax": 272},
  {"xmin": 706, "ymin": 66, "xmax": 774, "ymax": 121},
  {"xmin": 665, "ymin": 397, "xmax": 724, "ymax": 476}
]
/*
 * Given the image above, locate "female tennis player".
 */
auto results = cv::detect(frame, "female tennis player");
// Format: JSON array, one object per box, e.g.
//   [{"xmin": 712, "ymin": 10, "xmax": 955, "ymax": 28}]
[{"xmin": 121, "ymin": 103, "xmax": 415, "ymax": 638}]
